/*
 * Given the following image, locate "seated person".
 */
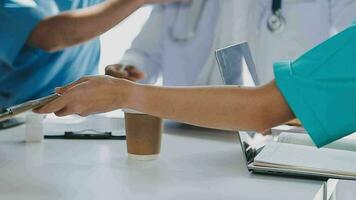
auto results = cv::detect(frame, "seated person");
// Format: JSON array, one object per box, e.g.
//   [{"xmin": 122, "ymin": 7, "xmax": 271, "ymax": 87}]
[
  {"xmin": 37, "ymin": 23, "xmax": 356, "ymax": 147},
  {"xmin": 0, "ymin": 0, "xmax": 181, "ymax": 109}
]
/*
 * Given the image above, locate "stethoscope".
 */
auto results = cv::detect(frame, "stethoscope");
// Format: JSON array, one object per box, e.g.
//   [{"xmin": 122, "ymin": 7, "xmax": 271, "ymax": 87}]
[
  {"xmin": 267, "ymin": 0, "xmax": 286, "ymax": 33},
  {"xmin": 170, "ymin": 0, "xmax": 285, "ymax": 41},
  {"xmin": 169, "ymin": 0, "xmax": 207, "ymax": 42}
]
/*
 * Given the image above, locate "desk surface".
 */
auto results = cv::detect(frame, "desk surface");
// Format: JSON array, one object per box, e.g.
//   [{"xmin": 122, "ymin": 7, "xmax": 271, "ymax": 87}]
[{"xmin": 0, "ymin": 121, "xmax": 324, "ymax": 200}]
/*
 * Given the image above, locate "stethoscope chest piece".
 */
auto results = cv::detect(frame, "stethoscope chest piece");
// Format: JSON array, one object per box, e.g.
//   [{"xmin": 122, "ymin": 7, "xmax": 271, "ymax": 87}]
[
  {"xmin": 267, "ymin": 0, "xmax": 286, "ymax": 33},
  {"xmin": 267, "ymin": 9, "xmax": 286, "ymax": 33}
]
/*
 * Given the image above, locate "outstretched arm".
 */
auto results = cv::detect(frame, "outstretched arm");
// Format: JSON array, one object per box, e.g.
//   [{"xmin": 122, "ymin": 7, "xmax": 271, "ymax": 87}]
[
  {"xmin": 28, "ymin": 0, "xmax": 188, "ymax": 52},
  {"xmin": 129, "ymin": 80, "xmax": 294, "ymax": 132},
  {"xmin": 35, "ymin": 76, "xmax": 295, "ymax": 132}
]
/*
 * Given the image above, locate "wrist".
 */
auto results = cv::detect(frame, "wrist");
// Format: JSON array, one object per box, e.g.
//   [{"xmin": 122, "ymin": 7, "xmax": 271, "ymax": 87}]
[
  {"xmin": 111, "ymin": 79, "xmax": 140, "ymax": 109},
  {"xmin": 126, "ymin": 82, "xmax": 149, "ymax": 113}
]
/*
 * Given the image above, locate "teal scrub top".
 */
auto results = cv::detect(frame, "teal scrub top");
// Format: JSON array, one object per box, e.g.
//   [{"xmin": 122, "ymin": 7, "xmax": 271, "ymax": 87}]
[
  {"xmin": 274, "ymin": 23, "xmax": 356, "ymax": 147},
  {"xmin": 0, "ymin": 0, "xmax": 103, "ymax": 108}
]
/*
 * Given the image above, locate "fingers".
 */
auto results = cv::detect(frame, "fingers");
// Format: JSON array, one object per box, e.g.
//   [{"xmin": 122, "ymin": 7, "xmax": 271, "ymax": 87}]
[
  {"xmin": 34, "ymin": 95, "xmax": 69, "ymax": 114},
  {"xmin": 54, "ymin": 107, "xmax": 73, "ymax": 117},
  {"xmin": 105, "ymin": 64, "xmax": 145, "ymax": 81},
  {"xmin": 105, "ymin": 65, "xmax": 128, "ymax": 78},
  {"xmin": 126, "ymin": 66, "xmax": 145, "ymax": 81},
  {"xmin": 34, "ymin": 76, "xmax": 109, "ymax": 117}
]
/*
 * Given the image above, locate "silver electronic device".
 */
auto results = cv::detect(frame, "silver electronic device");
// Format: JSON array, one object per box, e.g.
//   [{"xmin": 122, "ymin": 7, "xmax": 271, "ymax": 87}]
[
  {"xmin": 215, "ymin": 42, "xmax": 356, "ymax": 180},
  {"xmin": 0, "ymin": 93, "xmax": 59, "ymax": 122}
]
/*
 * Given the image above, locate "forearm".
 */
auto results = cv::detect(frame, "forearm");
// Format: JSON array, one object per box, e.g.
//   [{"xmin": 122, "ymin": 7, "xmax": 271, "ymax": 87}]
[
  {"xmin": 36, "ymin": 77, "xmax": 295, "ymax": 131},
  {"xmin": 125, "ymin": 81, "xmax": 295, "ymax": 131},
  {"xmin": 28, "ymin": 0, "xmax": 143, "ymax": 51}
]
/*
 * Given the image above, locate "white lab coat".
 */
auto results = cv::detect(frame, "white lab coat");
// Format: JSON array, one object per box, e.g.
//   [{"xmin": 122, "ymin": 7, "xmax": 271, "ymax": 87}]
[{"xmin": 120, "ymin": 0, "xmax": 356, "ymax": 86}]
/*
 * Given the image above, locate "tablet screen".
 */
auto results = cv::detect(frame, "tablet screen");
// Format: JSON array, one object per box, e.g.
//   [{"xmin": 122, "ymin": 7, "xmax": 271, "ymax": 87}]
[
  {"xmin": 0, "ymin": 93, "xmax": 59, "ymax": 122},
  {"xmin": 215, "ymin": 42, "xmax": 259, "ymax": 87}
]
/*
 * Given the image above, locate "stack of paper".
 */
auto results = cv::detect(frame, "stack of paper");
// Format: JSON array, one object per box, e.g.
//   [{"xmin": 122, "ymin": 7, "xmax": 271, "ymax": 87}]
[{"xmin": 254, "ymin": 142, "xmax": 356, "ymax": 178}]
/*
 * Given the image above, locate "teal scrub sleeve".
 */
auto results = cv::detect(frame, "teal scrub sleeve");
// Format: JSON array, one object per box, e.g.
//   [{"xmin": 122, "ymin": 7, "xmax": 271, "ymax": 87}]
[
  {"xmin": 274, "ymin": 24, "xmax": 356, "ymax": 148},
  {"xmin": 0, "ymin": 2, "xmax": 46, "ymax": 67}
]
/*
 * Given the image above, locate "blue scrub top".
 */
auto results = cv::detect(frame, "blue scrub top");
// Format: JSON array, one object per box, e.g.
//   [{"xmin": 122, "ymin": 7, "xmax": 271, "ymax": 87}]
[
  {"xmin": 0, "ymin": 0, "xmax": 103, "ymax": 107},
  {"xmin": 274, "ymin": 23, "xmax": 356, "ymax": 147}
]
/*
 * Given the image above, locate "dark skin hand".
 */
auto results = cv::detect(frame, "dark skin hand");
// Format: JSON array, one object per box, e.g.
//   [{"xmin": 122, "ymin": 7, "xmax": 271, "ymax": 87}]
[{"xmin": 105, "ymin": 64, "xmax": 145, "ymax": 81}]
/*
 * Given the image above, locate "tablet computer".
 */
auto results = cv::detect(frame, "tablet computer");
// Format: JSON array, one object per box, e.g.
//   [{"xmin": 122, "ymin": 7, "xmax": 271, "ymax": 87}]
[{"xmin": 0, "ymin": 93, "xmax": 59, "ymax": 122}]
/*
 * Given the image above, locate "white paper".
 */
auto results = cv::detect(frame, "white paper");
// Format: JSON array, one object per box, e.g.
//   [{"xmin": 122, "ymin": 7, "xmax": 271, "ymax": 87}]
[
  {"xmin": 278, "ymin": 132, "xmax": 356, "ymax": 152},
  {"xmin": 271, "ymin": 125, "xmax": 306, "ymax": 135},
  {"xmin": 255, "ymin": 142, "xmax": 356, "ymax": 176}
]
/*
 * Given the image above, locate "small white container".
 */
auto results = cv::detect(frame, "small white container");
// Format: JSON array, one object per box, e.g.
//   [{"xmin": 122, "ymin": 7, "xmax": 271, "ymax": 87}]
[{"xmin": 25, "ymin": 112, "xmax": 44, "ymax": 143}]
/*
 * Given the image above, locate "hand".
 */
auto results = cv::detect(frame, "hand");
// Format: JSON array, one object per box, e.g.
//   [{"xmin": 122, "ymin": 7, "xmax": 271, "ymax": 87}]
[
  {"xmin": 105, "ymin": 64, "xmax": 145, "ymax": 81},
  {"xmin": 35, "ymin": 76, "xmax": 134, "ymax": 117}
]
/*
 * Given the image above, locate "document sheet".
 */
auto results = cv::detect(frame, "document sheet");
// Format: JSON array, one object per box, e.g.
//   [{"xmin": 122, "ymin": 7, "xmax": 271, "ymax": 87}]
[{"xmin": 254, "ymin": 142, "xmax": 356, "ymax": 176}]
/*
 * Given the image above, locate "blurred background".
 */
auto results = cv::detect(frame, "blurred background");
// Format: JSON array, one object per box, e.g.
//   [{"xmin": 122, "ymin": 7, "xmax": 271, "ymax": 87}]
[{"xmin": 99, "ymin": 6, "xmax": 152, "ymax": 74}]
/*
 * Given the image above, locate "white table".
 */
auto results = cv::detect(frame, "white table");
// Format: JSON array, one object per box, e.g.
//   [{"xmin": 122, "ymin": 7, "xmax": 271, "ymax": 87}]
[{"xmin": 0, "ymin": 121, "xmax": 325, "ymax": 200}]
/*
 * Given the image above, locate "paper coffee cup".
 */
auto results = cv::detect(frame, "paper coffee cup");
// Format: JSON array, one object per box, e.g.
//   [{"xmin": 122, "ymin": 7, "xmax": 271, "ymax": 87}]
[{"xmin": 124, "ymin": 112, "xmax": 162, "ymax": 161}]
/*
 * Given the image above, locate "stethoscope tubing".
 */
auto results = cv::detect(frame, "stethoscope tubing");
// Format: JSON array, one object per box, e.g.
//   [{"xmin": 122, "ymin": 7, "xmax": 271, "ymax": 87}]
[
  {"xmin": 170, "ymin": 0, "xmax": 285, "ymax": 42},
  {"xmin": 169, "ymin": 0, "xmax": 207, "ymax": 42}
]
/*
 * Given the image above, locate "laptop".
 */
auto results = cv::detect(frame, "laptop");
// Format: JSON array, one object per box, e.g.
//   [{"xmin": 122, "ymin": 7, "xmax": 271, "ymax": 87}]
[
  {"xmin": 215, "ymin": 42, "xmax": 356, "ymax": 180},
  {"xmin": 215, "ymin": 42, "xmax": 259, "ymax": 86}
]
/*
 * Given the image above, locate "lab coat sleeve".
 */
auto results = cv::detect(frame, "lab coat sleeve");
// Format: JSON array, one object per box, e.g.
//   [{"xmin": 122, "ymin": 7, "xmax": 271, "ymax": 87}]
[
  {"xmin": 330, "ymin": 0, "xmax": 356, "ymax": 31},
  {"xmin": 0, "ymin": 1, "xmax": 46, "ymax": 67},
  {"xmin": 119, "ymin": 5, "xmax": 164, "ymax": 84},
  {"xmin": 274, "ymin": 24, "xmax": 356, "ymax": 147}
]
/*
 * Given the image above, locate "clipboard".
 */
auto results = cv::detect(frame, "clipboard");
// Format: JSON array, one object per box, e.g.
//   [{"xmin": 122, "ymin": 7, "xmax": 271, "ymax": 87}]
[{"xmin": 0, "ymin": 93, "xmax": 59, "ymax": 122}]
